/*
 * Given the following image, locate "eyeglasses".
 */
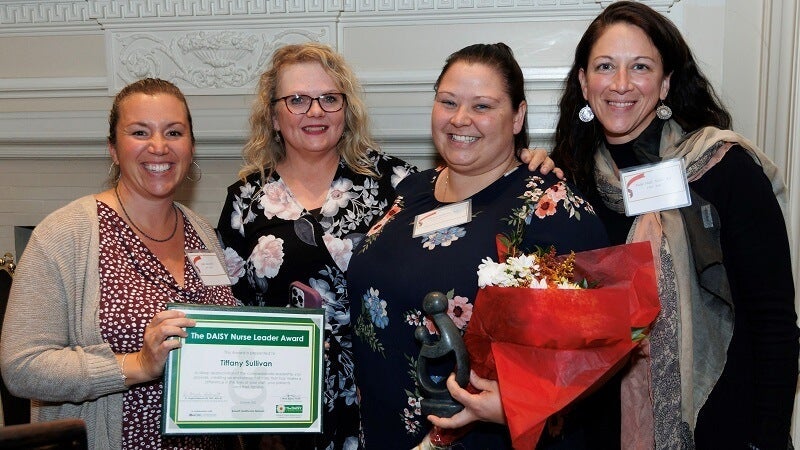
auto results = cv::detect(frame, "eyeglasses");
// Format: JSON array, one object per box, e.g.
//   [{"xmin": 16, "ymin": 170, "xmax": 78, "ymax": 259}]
[{"xmin": 272, "ymin": 93, "xmax": 347, "ymax": 115}]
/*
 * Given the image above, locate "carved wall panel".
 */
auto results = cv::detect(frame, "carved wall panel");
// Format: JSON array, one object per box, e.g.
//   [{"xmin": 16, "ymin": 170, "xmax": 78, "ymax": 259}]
[{"xmin": 110, "ymin": 27, "xmax": 334, "ymax": 93}]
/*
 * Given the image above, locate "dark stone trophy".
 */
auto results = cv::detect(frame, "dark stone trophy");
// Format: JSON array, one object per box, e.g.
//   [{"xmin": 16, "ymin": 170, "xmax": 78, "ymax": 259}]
[{"xmin": 415, "ymin": 291, "xmax": 471, "ymax": 418}]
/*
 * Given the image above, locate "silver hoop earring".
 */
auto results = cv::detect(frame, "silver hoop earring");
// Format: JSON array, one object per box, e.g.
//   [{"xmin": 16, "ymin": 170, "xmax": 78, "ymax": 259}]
[
  {"xmin": 186, "ymin": 160, "xmax": 203, "ymax": 182},
  {"xmin": 656, "ymin": 102, "xmax": 673, "ymax": 120},
  {"xmin": 108, "ymin": 162, "xmax": 120, "ymax": 183},
  {"xmin": 274, "ymin": 132, "xmax": 282, "ymax": 143},
  {"xmin": 578, "ymin": 104, "xmax": 594, "ymax": 122}
]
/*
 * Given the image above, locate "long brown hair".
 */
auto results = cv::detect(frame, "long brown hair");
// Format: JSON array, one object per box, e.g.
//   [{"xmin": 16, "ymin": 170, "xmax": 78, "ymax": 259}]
[{"xmin": 551, "ymin": 1, "xmax": 731, "ymax": 192}]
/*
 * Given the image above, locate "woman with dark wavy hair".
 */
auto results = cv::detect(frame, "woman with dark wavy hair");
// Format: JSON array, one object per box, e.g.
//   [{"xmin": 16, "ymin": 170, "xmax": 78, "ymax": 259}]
[{"xmin": 550, "ymin": 2, "xmax": 797, "ymax": 448}]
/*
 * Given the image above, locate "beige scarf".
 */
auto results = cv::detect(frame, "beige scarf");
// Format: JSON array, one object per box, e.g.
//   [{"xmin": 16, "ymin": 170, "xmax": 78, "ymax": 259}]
[{"xmin": 594, "ymin": 119, "xmax": 787, "ymax": 449}]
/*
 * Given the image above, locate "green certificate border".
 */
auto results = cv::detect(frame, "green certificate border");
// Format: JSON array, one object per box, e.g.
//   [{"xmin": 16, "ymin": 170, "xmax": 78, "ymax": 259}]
[{"xmin": 161, "ymin": 303, "xmax": 324, "ymax": 435}]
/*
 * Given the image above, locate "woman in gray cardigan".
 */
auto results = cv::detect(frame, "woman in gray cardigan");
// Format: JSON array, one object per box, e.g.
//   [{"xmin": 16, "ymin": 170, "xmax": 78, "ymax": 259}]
[{"xmin": 0, "ymin": 78, "xmax": 239, "ymax": 450}]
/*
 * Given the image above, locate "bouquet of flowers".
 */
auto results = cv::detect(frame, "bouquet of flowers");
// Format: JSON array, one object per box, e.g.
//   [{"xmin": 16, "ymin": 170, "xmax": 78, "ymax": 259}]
[{"xmin": 462, "ymin": 240, "xmax": 660, "ymax": 449}]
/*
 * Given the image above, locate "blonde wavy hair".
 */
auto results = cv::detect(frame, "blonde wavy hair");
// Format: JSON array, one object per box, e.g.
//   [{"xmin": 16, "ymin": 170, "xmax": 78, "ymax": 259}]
[{"xmin": 239, "ymin": 42, "xmax": 380, "ymax": 182}]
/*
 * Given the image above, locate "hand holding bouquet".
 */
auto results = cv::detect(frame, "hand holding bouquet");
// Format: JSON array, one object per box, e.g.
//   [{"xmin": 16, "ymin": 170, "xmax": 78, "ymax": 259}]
[{"xmin": 462, "ymin": 241, "xmax": 660, "ymax": 449}]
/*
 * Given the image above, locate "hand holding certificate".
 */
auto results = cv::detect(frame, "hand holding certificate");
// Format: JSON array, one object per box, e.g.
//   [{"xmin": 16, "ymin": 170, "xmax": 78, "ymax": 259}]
[{"xmin": 162, "ymin": 304, "xmax": 325, "ymax": 435}]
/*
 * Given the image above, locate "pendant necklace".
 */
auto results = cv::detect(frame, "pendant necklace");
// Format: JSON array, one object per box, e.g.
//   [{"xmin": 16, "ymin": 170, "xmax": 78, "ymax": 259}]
[{"xmin": 114, "ymin": 185, "xmax": 179, "ymax": 243}]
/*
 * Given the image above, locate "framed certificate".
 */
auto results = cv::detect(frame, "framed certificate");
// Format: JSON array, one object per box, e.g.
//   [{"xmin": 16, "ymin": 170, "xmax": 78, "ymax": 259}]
[{"xmin": 161, "ymin": 304, "xmax": 325, "ymax": 435}]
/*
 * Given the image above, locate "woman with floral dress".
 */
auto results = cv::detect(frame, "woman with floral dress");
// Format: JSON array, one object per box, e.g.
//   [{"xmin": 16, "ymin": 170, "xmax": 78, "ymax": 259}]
[
  {"xmin": 217, "ymin": 42, "xmax": 560, "ymax": 450},
  {"xmin": 347, "ymin": 44, "xmax": 611, "ymax": 449},
  {"xmin": 216, "ymin": 43, "xmax": 414, "ymax": 450}
]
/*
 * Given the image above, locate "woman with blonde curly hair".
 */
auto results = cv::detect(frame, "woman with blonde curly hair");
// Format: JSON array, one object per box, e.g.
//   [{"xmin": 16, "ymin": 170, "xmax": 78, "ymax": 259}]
[
  {"xmin": 217, "ymin": 42, "xmax": 415, "ymax": 450},
  {"xmin": 238, "ymin": 42, "xmax": 386, "ymax": 182}
]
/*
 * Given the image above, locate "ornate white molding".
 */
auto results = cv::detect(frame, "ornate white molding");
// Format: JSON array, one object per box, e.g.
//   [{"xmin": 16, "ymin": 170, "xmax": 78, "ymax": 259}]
[
  {"xmin": 110, "ymin": 27, "xmax": 334, "ymax": 93},
  {"xmin": 0, "ymin": 0, "xmax": 682, "ymax": 29},
  {"xmin": 88, "ymin": 0, "xmax": 344, "ymax": 20},
  {"xmin": 0, "ymin": 0, "xmax": 95, "ymax": 34}
]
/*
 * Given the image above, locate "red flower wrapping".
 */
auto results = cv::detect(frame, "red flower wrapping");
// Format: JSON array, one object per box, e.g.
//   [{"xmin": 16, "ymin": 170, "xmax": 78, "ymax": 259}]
[{"xmin": 462, "ymin": 241, "xmax": 660, "ymax": 449}]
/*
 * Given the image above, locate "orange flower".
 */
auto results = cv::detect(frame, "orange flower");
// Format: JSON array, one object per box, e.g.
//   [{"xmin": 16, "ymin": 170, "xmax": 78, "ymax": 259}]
[{"xmin": 534, "ymin": 197, "xmax": 558, "ymax": 218}]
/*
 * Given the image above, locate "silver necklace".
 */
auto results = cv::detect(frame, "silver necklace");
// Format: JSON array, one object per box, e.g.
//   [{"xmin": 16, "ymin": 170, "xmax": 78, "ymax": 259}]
[{"xmin": 114, "ymin": 185, "xmax": 178, "ymax": 243}]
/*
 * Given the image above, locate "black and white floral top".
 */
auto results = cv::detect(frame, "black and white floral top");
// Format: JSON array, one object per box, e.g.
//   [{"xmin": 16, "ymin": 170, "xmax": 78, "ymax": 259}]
[{"xmin": 217, "ymin": 149, "xmax": 414, "ymax": 450}]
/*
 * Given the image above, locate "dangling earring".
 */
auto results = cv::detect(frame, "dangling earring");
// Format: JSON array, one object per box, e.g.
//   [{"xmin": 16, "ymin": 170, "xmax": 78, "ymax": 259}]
[
  {"xmin": 108, "ymin": 161, "xmax": 120, "ymax": 184},
  {"xmin": 274, "ymin": 132, "xmax": 282, "ymax": 143},
  {"xmin": 578, "ymin": 104, "xmax": 594, "ymax": 122},
  {"xmin": 656, "ymin": 102, "xmax": 672, "ymax": 120},
  {"xmin": 186, "ymin": 160, "xmax": 203, "ymax": 182}
]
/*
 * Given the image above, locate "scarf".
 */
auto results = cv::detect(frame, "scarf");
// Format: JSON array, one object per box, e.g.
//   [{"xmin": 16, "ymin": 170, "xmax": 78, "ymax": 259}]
[{"xmin": 594, "ymin": 119, "xmax": 787, "ymax": 449}]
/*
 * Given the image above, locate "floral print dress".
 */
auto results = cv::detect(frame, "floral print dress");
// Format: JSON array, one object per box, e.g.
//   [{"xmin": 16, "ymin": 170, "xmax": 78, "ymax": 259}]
[
  {"xmin": 217, "ymin": 150, "xmax": 414, "ymax": 450},
  {"xmin": 347, "ymin": 166, "xmax": 609, "ymax": 449},
  {"xmin": 97, "ymin": 201, "xmax": 239, "ymax": 450}
]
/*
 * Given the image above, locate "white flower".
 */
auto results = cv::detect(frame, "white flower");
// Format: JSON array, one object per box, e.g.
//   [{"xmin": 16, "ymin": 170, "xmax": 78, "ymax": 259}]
[
  {"xmin": 260, "ymin": 180, "xmax": 302, "ymax": 220},
  {"xmin": 230, "ymin": 199, "xmax": 256, "ymax": 237},
  {"xmin": 239, "ymin": 182, "xmax": 256, "ymax": 199},
  {"xmin": 250, "ymin": 235, "xmax": 284, "ymax": 278},
  {"xmin": 321, "ymin": 178, "xmax": 358, "ymax": 217},
  {"xmin": 507, "ymin": 254, "xmax": 538, "ymax": 275},
  {"xmin": 477, "ymin": 247, "xmax": 584, "ymax": 291},
  {"xmin": 322, "ymin": 233, "xmax": 354, "ymax": 271},
  {"xmin": 391, "ymin": 165, "xmax": 412, "ymax": 188},
  {"xmin": 477, "ymin": 257, "xmax": 514, "ymax": 288},
  {"xmin": 529, "ymin": 277, "xmax": 549, "ymax": 289},
  {"xmin": 223, "ymin": 247, "xmax": 245, "ymax": 284}
]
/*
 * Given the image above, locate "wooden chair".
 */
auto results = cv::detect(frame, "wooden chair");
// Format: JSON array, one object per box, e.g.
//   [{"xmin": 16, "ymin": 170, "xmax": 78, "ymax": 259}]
[
  {"xmin": 0, "ymin": 418, "xmax": 88, "ymax": 449},
  {"xmin": 1, "ymin": 253, "xmax": 31, "ymax": 426}
]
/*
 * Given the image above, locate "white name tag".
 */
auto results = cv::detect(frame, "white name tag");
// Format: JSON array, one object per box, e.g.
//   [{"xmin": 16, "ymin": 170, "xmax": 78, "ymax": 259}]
[
  {"xmin": 620, "ymin": 158, "xmax": 691, "ymax": 216},
  {"xmin": 412, "ymin": 200, "xmax": 472, "ymax": 237},
  {"xmin": 186, "ymin": 250, "xmax": 232, "ymax": 286}
]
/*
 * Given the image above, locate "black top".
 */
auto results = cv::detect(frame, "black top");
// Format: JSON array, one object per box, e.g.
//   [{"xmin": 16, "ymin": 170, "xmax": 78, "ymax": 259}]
[
  {"xmin": 585, "ymin": 124, "xmax": 799, "ymax": 450},
  {"xmin": 217, "ymin": 151, "xmax": 415, "ymax": 450},
  {"xmin": 348, "ymin": 166, "xmax": 612, "ymax": 449}
]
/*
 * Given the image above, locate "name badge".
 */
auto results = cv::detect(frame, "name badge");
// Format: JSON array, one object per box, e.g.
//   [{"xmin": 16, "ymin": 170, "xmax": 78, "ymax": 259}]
[
  {"xmin": 186, "ymin": 250, "xmax": 232, "ymax": 286},
  {"xmin": 412, "ymin": 200, "xmax": 472, "ymax": 237},
  {"xmin": 620, "ymin": 158, "xmax": 691, "ymax": 216}
]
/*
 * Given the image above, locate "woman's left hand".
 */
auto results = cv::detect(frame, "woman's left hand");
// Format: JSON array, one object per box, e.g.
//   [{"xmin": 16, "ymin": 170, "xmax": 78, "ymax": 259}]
[
  {"xmin": 426, "ymin": 370, "xmax": 506, "ymax": 428},
  {"xmin": 521, "ymin": 148, "xmax": 564, "ymax": 179}
]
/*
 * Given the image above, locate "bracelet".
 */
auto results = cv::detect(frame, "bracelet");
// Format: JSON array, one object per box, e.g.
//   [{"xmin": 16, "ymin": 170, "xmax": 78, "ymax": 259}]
[{"xmin": 120, "ymin": 353, "xmax": 129, "ymax": 382}]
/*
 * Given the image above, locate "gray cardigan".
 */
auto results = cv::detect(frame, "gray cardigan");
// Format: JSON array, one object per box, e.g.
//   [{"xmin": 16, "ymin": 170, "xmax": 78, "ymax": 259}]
[{"xmin": 0, "ymin": 195, "xmax": 228, "ymax": 450}]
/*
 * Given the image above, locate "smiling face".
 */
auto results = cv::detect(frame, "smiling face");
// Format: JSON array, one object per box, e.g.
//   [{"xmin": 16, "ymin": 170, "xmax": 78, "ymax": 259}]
[
  {"xmin": 110, "ymin": 93, "xmax": 194, "ymax": 201},
  {"xmin": 579, "ymin": 22, "xmax": 671, "ymax": 144},
  {"xmin": 272, "ymin": 61, "xmax": 346, "ymax": 158},
  {"xmin": 431, "ymin": 61, "xmax": 526, "ymax": 176}
]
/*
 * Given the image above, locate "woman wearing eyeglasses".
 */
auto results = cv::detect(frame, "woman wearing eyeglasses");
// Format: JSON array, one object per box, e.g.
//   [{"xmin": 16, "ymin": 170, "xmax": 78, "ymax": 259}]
[
  {"xmin": 217, "ymin": 42, "xmax": 559, "ymax": 450},
  {"xmin": 215, "ymin": 42, "xmax": 410, "ymax": 450}
]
